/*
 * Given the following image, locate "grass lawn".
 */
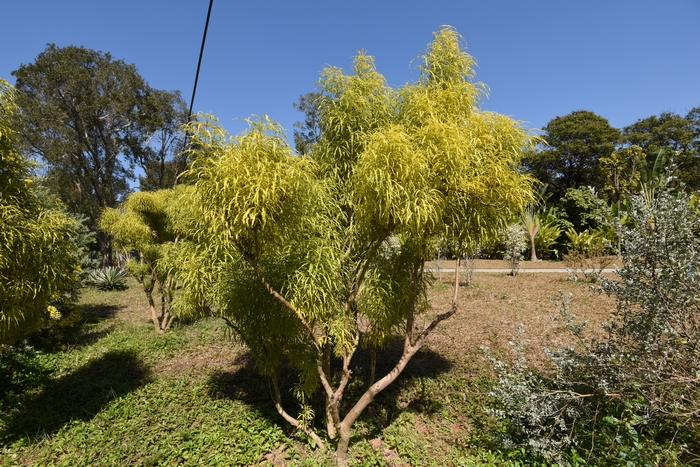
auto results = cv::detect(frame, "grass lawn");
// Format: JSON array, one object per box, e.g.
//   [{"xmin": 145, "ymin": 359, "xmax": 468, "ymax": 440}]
[{"xmin": 1, "ymin": 270, "xmax": 614, "ymax": 466}]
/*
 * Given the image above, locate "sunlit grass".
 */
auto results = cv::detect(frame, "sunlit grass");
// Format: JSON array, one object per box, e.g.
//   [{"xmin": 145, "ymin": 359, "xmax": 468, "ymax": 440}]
[{"xmin": 0, "ymin": 272, "xmax": 614, "ymax": 466}]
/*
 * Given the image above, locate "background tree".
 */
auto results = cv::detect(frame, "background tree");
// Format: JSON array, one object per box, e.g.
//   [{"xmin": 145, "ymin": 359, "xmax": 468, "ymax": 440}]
[
  {"xmin": 137, "ymin": 89, "xmax": 189, "ymax": 191},
  {"xmin": 0, "ymin": 79, "xmax": 84, "ymax": 345},
  {"xmin": 171, "ymin": 27, "xmax": 535, "ymax": 464},
  {"xmin": 525, "ymin": 110, "xmax": 620, "ymax": 199},
  {"xmin": 558, "ymin": 186, "xmax": 609, "ymax": 232},
  {"xmin": 623, "ymin": 110, "xmax": 699, "ymax": 189},
  {"xmin": 12, "ymin": 44, "xmax": 184, "ymax": 263},
  {"xmin": 600, "ymin": 145, "xmax": 646, "ymax": 254},
  {"xmin": 292, "ymin": 91, "xmax": 322, "ymax": 155}
]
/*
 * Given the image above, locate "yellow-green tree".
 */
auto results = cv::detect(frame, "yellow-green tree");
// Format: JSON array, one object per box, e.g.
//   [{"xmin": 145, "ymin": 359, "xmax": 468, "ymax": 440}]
[
  {"xmin": 171, "ymin": 27, "xmax": 535, "ymax": 463},
  {"xmin": 100, "ymin": 189, "xmax": 179, "ymax": 333},
  {"xmin": 0, "ymin": 79, "xmax": 83, "ymax": 345}
]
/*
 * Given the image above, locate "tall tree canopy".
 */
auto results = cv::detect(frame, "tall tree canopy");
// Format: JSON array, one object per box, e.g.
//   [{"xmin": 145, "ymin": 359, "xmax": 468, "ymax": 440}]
[
  {"xmin": 0, "ymin": 79, "xmax": 83, "ymax": 345},
  {"xmin": 525, "ymin": 110, "xmax": 620, "ymax": 199},
  {"xmin": 170, "ymin": 26, "xmax": 535, "ymax": 463},
  {"xmin": 137, "ymin": 89, "xmax": 189, "ymax": 191},
  {"xmin": 11, "ymin": 44, "xmax": 186, "ymax": 263},
  {"xmin": 292, "ymin": 91, "xmax": 322, "ymax": 155},
  {"xmin": 623, "ymin": 109, "xmax": 699, "ymax": 189}
]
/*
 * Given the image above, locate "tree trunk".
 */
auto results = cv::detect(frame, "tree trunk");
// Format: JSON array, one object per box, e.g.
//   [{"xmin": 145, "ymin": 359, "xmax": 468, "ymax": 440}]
[
  {"xmin": 335, "ymin": 258, "xmax": 460, "ymax": 464},
  {"xmin": 368, "ymin": 347, "xmax": 377, "ymax": 387},
  {"xmin": 529, "ymin": 235, "xmax": 538, "ymax": 262},
  {"xmin": 97, "ymin": 231, "xmax": 113, "ymax": 267},
  {"xmin": 146, "ymin": 289, "xmax": 164, "ymax": 334},
  {"xmin": 323, "ymin": 342, "xmax": 337, "ymax": 439}
]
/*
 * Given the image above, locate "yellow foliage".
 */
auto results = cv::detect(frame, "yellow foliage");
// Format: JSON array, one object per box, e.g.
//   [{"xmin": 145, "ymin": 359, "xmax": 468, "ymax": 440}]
[
  {"xmin": 168, "ymin": 27, "xmax": 537, "ymax": 428},
  {"xmin": 1, "ymin": 79, "xmax": 83, "ymax": 345}
]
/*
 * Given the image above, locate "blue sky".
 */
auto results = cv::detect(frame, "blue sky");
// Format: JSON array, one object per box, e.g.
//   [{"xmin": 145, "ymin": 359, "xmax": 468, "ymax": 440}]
[{"xmin": 2, "ymin": 0, "xmax": 699, "ymax": 141}]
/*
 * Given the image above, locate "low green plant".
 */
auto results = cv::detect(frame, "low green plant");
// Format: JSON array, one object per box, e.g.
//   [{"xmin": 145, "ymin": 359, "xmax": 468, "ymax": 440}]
[
  {"xmin": 88, "ymin": 267, "xmax": 128, "ymax": 291},
  {"xmin": 533, "ymin": 207, "xmax": 566, "ymax": 260}
]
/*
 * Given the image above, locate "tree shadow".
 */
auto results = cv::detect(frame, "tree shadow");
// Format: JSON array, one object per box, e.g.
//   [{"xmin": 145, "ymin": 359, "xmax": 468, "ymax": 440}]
[
  {"xmin": 80, "ymin": 303, "xmax": 121, "ymax": 322},
  {"xmin": 2, "ymin": 349, "xmax": 149, "ymax": 442},
  {"xmin": 206, "ymin": 353, "xmax": 278, "ymax": 413},
  {"xmin": 205, "ymin": 340, "xmax": 453, "ymax": 442},
  {"xmin": 25, "ymin": 304, "xmax": 124, "ymax": 353}
]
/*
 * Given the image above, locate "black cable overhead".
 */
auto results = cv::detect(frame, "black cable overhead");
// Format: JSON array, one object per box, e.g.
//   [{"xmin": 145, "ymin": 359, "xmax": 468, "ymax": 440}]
[
  {"xmin": 174, "ymin": 0, "xmax": 213, "ymax": 187},
  {"xmin": 189, "ymin": 0, "xmax": 214, "ymax": 118}
]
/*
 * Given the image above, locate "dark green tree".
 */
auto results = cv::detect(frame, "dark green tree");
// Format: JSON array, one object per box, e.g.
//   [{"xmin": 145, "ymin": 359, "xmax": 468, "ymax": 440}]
[
  {"xmin": 623, "ymin": 110, "xmax": 699, "ymax": 189},
  {"xmin": 292, "ymin": 91, "xmax": 321, "ymax": 155},
  {"xmin": 688, "ymin": 106, "xmax": 700, "ymax": 153},
  {"xmin": 12, "ymin": 44, "xmax": 184, "ymax": 264},
  {"xmin": 525, "ymin": 110, "xmax": 620, "ymax": 199},
  {"xmin": 137, "ymin": 89, "xmax": 189, "ymax": 191},
  {"xmin": 558, "ymin": 186, "xmax": 609, "ymax": 232}
]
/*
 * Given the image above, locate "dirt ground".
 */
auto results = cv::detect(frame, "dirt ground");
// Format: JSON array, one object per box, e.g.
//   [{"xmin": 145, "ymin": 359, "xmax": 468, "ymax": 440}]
[{"xmin": 422, "ymin": 269, "xmax": 616, "ymax": 374}]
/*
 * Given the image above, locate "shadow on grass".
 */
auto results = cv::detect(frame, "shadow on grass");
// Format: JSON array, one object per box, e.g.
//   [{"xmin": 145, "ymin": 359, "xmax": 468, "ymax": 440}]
[
  {"xmin": 2, "ymin": 349, "xmax": 149, "ymax": 442},
  {"xmin": 25, "ymin": 304, "xmax": 124, "ymax": 353},
  {"xmin": 80, "ymin": 303, "xmax": 121, "ymax": 322},
  {"xmin": 205, "ymin": 340, "xmax": 452, "ymax": 441}
]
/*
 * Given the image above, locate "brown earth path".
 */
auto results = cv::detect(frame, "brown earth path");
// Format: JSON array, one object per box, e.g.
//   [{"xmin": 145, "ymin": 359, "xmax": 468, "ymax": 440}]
[{"xmin": 425, "ymin": 258, "xmax": 620, "ymax": 273}]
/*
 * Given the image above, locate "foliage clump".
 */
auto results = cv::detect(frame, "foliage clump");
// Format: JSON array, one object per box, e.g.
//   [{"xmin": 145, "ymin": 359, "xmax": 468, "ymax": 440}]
[
  {"xmin": 488, "ymin": 184, "xmax": 700, "ymax": 465},
  {"xmin": 0, "ymin": 79, "xmax": 87, "ymax": 345},
  {"xmin": 100, "ymin": 189, "xmax": 180, "ymax": 332}
]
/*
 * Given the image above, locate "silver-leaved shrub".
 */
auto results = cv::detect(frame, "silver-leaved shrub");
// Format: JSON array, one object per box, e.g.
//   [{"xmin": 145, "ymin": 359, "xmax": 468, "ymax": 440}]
[{"xmin": 487, "ymin": 185, "xmax": 700, "ymax": 466}]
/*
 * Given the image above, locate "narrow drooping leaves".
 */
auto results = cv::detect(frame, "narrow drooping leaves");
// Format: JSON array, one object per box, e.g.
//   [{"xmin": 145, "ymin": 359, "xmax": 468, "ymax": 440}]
[
  {"xmin": 170, "ymin": 27, "xmax": 535, "ymax": 464},
  {"xmin": 100, "ymin": 189, "xmax": 180, "ymax": 333},
  {"xmin": 0, "ymin": 79, "xmax": 84, "ymax": 345}
]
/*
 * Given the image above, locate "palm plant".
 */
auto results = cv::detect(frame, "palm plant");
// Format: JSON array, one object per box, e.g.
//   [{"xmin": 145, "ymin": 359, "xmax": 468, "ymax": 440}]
[{"xmin": 521, "ymin": 206, "xmax": 539, "ymax": 261}]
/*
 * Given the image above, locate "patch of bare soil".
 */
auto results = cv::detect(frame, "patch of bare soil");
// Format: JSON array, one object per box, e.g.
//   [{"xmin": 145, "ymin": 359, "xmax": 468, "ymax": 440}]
[
  {"xmin": 155, "ymin": 341, "xmax": 243, "ymax": 376},
  {"xmin": 422, "ymin": 271, "xmax": 616, "ymax": 374}
]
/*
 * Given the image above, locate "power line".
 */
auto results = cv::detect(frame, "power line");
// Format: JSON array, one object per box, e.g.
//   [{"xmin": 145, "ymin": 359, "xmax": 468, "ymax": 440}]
[
  {"xmin": 174, "ymin": 0, "xmax": 213, "ymax": 187},
  {"xmin": 189, "ymin": 0, "xmax": 214, "ymax": 118}
]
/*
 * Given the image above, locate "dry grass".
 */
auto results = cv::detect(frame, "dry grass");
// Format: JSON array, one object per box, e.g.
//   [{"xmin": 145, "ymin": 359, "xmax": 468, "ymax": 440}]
[{"xmin": 423, "ymin": 270, "xmax": 616, "ymax": 373}]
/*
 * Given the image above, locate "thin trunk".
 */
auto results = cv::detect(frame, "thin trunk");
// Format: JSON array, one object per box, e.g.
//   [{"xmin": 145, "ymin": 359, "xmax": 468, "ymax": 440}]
[
  {"xmin": 368, "ymin": 347, "xmax": 377, "ymax": 387},
  {"xmin": 323, "ymin": 342, "xmax": 337, "ymax": 439},
  {"xmin": 336, "ymin": 347, "xmax": 418, "ymax": 463},
  {"xmin": 146, "ymin": 289, "xmax": 164, "ymax": 334},
  {"xmin": 163, "ymin": 313, "xmax": 176, "ymax": 331},
  {"xmin": 454, "ymin": 256, "xmax": 461, "ymax": 298},
  {"xmin": 529, "ymin": 235, "xmax": 538, "ymax": 262}
]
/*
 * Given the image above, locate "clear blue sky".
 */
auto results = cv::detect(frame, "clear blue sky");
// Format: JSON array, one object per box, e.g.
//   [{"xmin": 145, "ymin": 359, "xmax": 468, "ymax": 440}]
[{"xmin": 2, "ymin": 0, "xmax": 699, "ymax": 140}]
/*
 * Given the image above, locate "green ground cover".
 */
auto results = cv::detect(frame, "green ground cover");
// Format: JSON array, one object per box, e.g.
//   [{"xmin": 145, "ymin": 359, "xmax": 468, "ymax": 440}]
[{"xmin": 1, "ymin": 274, "xmax": 613, "ymax": 466}]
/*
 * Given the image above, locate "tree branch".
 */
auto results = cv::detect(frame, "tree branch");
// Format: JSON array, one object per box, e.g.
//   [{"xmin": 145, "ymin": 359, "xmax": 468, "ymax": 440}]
[{"xmin": 270, "ymin": 372, "xmax": 325, "ymax": 450}]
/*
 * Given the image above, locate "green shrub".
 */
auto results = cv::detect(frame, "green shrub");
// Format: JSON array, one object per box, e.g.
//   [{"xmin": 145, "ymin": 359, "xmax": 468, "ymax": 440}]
[{"xmin": 533, "ymin": 208, "xmax": 567, "ymax": 260}]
